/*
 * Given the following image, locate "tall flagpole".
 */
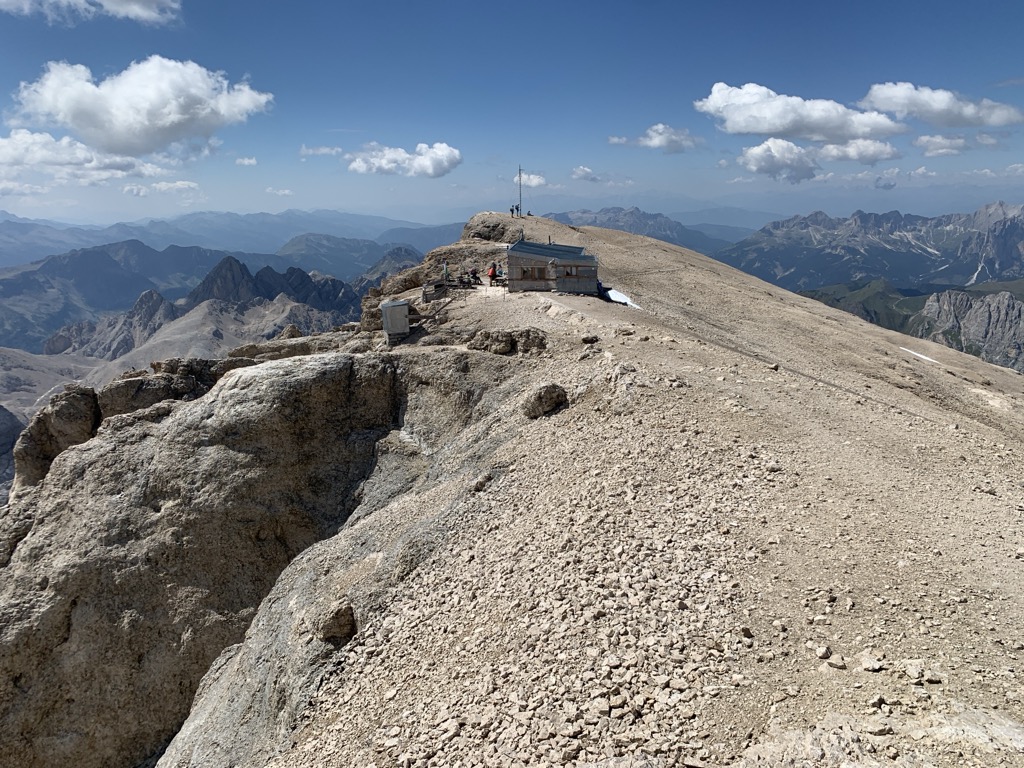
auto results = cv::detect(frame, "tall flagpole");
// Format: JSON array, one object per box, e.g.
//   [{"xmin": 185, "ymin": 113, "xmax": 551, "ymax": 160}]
[{"xmin": 518, "ymin": 164, "xmax": 522, "ymax": 216}]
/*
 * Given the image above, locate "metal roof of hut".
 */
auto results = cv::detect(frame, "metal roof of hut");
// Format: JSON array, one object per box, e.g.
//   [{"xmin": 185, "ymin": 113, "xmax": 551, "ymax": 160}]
[{"xmin": 507, "ymin": 239, "xmax": 596, "ymax": 263}]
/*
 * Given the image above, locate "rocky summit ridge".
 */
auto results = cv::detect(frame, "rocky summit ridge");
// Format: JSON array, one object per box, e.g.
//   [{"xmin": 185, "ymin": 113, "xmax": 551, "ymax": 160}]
[{"xmin": 3, "ymin": 212, "xmax": 1024, "ymax": 767}]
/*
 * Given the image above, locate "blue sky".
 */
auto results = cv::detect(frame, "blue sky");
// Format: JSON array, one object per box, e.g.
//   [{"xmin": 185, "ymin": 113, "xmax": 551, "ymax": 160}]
[{"xmin": 1, "ymin": 0, "xmax": 1023, "ymax": 225}]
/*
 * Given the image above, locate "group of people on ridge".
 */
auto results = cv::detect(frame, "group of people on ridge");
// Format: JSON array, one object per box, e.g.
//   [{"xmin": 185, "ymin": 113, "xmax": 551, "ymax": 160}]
[{"xmin": 441, "ymin": 259, "xmax": 506, "ymax": 287}]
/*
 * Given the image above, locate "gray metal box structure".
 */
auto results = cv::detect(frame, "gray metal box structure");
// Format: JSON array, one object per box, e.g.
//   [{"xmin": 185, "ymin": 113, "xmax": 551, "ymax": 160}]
[{"xmin": 380, "ymin": 299, "xmax": 410, "ymax": 339}]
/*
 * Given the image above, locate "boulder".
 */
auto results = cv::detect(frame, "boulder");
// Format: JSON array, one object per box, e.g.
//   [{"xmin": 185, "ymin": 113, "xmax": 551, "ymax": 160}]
[
  {"xmin": 522, "ymin": 382, "xmax": 568, "ymax": 418},
  {"xmin": 462, "ymin": 212, "xmax": 523, "ymax": 243},
  {"xmin": 11, "ymin": 384, "xmax": 100, "ymax": 491},
  {"xmin": 468, "ymin": 328, "xmax": 547, "ymax": 356}
]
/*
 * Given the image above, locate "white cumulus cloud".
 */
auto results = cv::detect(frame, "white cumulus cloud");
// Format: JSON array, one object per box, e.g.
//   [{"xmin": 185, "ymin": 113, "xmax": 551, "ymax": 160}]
[
  {"xmin": 265, "ymin": 187, "xmax": 294, "ymax": 196},
  {"xmin": 14, "ymin": 55, "xmax": 273, "ymax": 157},
  {"xmin": 515, "ymin": 170, "xmax": 546, "ymax": 188},
  {"xmin": 235, "ymin": 157, "xmax": 257, "ymax": 166},
  {"xmin": 346, "ymin": 141, "xmax": 462, "ymax": 178},
  {"xmin": 738, "ymin": 138, "xmax": 819, "ymax": 183},
  {"xmin": 571, "ymin": 165, "xmax": 600, "ymax": 182},
  {"xmin": 636, "ymin": 123, "xmax": 698, "ymax": 153},
  {"xmin": 860, "ymin": 82, "xmax": 1024, "ymax": 127},
  {"xmin": 610, "ymin": 124, "xmax": 698, "ymax": 153},
  {"xmin": 695, "ymin": 82, "xmax": 903, "ymax": 142},
  {"xmin": 0, "ymin": 128, "xmax": 162, "ymax": 184},
  {"xmin": 913, "ymin": 134, "xmax": 968, "ymax": 157},
  {"xmin": 0, "ymin": 0, "xmax": 179, "ymax": 23},
  {"xmin": 817, "ymin": 139, "xmax": 899, "ymax": 165}
]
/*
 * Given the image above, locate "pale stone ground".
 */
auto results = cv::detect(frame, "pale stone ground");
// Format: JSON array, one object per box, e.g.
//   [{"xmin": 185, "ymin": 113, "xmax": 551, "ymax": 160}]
[
  {"xmin": 9, "ymin": 212, "xmax": 1023, "ymax": 768},
  {"xmin": 241, "ymin": 214, "xmax": 1024, "ymax": 767}
]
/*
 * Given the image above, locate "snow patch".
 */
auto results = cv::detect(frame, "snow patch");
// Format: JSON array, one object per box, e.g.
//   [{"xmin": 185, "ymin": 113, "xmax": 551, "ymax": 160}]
[
  {"xmin": 607, "ymin": 289, "xmax": 640, "ymax": 308},
  {"xmin": 900, "ymin": 347, "xmax": 939, "ymax": 364}
]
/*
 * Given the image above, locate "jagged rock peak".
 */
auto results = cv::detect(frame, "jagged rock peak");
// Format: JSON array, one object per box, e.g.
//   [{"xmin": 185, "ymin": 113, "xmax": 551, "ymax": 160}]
[
  {"xmin": 972, "ymin": 200, "xmax": 1024, "ymax": 228},
  {"xmin": 184, "ymin": 255, "xmax": 259, "ymax": 306},
  {"xmin": 131, "ymin": 288, "xmax": 177, "ymax": 320}
]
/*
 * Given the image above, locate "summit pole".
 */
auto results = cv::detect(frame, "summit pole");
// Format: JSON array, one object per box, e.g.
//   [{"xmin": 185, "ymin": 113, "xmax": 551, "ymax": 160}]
[{"xmin": 518, "ymin": 164, "xmax": 522, "ymax": 217}]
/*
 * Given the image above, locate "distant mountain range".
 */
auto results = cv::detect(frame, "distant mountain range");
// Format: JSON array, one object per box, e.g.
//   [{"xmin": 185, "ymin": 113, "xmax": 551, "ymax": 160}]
[
  {"xmin": 715, "ymin": 201, "xmax": 1024, "ymax": 374},
  {"xmin": 0, "ymin": 404, "xmax": 21, "ymax": 499},
  {"xmin": 715, "ymin": 202, "xmax": 1024, "ymax": 291},
  {"xmin": 550, "ymin": 200, "xmax": 1024, "ymax": 375},
  {"xmin": 45, "ymin": 255, "xmax": 363, "ymax": 361},
  {"xmin": 376, "ymin": 222, "xmax": 467, "ymax": 254},
  {"xmin": 0, "ymin": 237, "xmax": 422, "ymax": 353},
  {"xmin": 0, "ymin": 345, "xmax": 98, "ymax": 504},
  {"xmin": 0, "ymin": 208, "xmax": 462, "ymax": 268},
  {"xmin": 544, "ymin": 207, "xmax": 733, "ymax": 254}
]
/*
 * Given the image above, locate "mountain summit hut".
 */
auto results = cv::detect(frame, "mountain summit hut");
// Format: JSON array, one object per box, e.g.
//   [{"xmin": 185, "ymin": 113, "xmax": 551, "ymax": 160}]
[{"xmin": 506, "ymin": 239, "xmax": 599, "ymax": 295}]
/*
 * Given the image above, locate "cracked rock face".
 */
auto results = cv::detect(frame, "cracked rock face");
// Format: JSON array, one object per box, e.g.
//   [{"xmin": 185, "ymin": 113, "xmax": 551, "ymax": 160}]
[
  {"xmin": 11, "ymin": 383, "xmax": 100, "ymax": 490},
  {"xmin": 10, "ymin": 358, "xmax": 257, "ymax": 496},
  {"xmin": 0, "ymin": 353, "xmax": 405, "ymax": 768},
  {"xmin": 916, "ymin": 290, "xmax": 1024, "ymax": 372},
  {"xmin": 0, "ymin": 344, "xmax": 517, "ymax": 768}
]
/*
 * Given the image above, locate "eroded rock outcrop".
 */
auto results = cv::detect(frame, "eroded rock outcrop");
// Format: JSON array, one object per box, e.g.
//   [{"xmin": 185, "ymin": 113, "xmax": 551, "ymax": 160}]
[
  {"xmin": 10, "ymin": 358, "xmax": 258, "ymax": 494},
  {"xmin": 0, "ymin": 355, "xmax": 392, "ymax": 766},
  {"xmin": 462, "ymin": 212, "xmax": 527, "ymax": 244},
  {"xmin": 521, "ymin": 381, "xmax": 568, "ymax": 418},
  {"xmin": 157, "ymin": 346, "xmax": 523, "ymax": 768},
  {"xmin": 0, "ymin": 347, "xmax": 517, "ymax": 768},
  {"xmin": 11, "ymin": 383, "xmax": 100, "ymax": 489},
  {"xmin": 468, "ymin": 328, "xmax": 547, "ymax": 356},
  {"xmin": 0, "ymin": 405, "xmax": 24, "ymax": 505}
]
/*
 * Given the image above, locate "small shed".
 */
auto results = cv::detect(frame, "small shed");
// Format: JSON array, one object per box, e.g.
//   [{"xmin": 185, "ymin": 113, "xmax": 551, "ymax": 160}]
[
  {"xmin": 380, "ymin": 299, "xmax": 410, "ymax": 343},
  {"xmin": 506, "ymin": 239, "xmax": 599, "ymax": 295}
]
